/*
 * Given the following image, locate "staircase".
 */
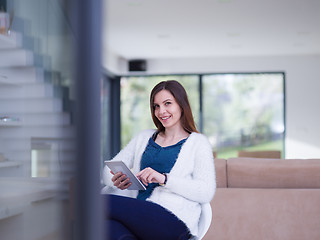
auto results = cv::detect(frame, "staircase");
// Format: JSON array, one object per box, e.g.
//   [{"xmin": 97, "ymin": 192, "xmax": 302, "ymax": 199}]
[{"xmin": 0, "ymin": 30, "xmax": 75, "ymax": 194}]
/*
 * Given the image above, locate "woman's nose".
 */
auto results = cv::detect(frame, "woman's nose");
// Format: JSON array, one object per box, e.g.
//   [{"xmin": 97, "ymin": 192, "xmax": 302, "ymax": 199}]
[{"xmin": 159, "ymin": 105, "xmax": 166, "ymax": 114}]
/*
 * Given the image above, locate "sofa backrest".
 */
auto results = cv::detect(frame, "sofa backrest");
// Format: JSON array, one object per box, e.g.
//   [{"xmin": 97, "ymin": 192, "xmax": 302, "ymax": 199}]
[
  {"xmin": 214, "ymin": 157, "xmax": 320, "ymax": 189},
  {"xmin": 227, "ymin": 158, "xmax": 320, "ymax": 188}
]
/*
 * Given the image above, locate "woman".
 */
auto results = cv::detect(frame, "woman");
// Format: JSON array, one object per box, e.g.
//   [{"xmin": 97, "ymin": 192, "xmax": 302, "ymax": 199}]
[{"xmin": 102, "ymin": 80, "xmax": 216, "ymax": 240}]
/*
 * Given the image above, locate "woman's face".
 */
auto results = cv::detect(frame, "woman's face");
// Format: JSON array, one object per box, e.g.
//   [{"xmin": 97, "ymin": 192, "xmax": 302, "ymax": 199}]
[{"xmin": 153, "ymin": 89, "xmax": 182, "ymax": 130}]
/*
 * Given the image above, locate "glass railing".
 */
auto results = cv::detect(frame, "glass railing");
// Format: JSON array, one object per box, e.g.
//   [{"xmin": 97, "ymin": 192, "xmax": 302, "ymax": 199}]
[
  {"xmin": 0, "ymin": 0, "xmax": 75, "ymax": 239},
  {"xmin": 7, "ymin": 0, "xmax": 74, "ymax": 88}
]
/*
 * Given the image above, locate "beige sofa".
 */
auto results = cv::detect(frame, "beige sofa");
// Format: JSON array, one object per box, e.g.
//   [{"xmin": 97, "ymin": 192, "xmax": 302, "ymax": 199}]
[{"xmin": 204, "ymin": 157, "xmax": 320, "ymax": 240}]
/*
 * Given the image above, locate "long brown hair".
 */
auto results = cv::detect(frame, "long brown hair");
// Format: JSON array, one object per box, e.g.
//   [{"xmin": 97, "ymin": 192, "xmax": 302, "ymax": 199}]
[{"xmin": 150, "ymin": 80, "xmax": 199, "ymax": 133}]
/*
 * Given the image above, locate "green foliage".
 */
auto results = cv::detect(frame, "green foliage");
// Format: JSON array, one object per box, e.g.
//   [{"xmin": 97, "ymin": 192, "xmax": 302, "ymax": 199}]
[{"xmin": 217, "ymin": 140, "xmax": 283, "ymax": 159}]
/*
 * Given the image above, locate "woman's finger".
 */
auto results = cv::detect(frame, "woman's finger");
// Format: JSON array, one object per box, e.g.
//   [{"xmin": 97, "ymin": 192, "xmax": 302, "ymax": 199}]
[
  {"xmin": 139, "ymin": 174, "xmax": 149, "ymax": 186},
  {"xmin": 113, "ymin": 173, "xmax": 127, "ymax": 187},
  {"xmin": 136, "ymin": 168, "xmax": 149, "ymax": 178},
  {"xmin": 111, "ymin": 172, "xmax": 122, "ymax": 181},
  {"xmin": 138, "ymin": 171, "xmax": 150, "ymax": 186},
  {"xmin": 137, "ymin": 167, "xmax": 162, "ymax": 186},
  {"xmin": 118, "ymin": 178, "xmax": 131, "ymax": 190},
  {"xmin": 146, "ymin": 172, "xmax": 154, "ymax": 183}
]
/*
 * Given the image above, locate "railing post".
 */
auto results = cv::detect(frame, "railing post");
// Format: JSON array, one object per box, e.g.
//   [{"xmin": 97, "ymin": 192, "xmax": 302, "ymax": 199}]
[{"xmin": 73, "ymin": 0, "xmax": 103, "ymax": 239}]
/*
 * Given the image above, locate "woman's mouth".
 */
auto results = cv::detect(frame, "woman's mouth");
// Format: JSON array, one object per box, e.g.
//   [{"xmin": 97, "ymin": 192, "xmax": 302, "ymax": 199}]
[{"xmin": 161, "ymin": 116, "xmax": 171, "ymax": 121}]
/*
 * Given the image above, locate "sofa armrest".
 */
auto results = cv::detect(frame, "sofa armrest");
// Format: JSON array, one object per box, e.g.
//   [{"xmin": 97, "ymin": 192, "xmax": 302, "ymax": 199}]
[{"xmin": 215, "ymin": 158, "xmax": 227, "ymax": 188}]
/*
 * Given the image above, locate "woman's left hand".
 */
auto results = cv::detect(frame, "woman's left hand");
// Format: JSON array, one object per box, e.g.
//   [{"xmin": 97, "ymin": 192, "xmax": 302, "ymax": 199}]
[{"xmin": 136, "ymin": 167, "xmax": 166, "ymax": 186}]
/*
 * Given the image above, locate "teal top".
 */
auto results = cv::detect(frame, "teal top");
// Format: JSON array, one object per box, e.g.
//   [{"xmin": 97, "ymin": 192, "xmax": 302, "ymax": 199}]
[{"xmin": 137, "ymin": 132, "xmax": 187, "ymax": 200}]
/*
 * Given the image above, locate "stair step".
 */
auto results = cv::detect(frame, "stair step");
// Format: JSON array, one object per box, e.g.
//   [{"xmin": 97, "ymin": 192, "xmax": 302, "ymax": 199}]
[
  {"xmin": 0, "ymin": 166, "xmax": 23, "ymax": 177},
  {"xmin": 0, "ymin": 203, "xmax": 25, "ymax": 220},
  {"xmin": 1, "ymin": 138, "xmax": 75, "ymax": 152},
  {"xmin": 31, "ymin": 139, "xmax": 76, "ymax": 151},
  {"xmin": 0, "ymin": 138, "xmax": 31, "ymax": 151},
  {"xmin": 0, "ymin": 31, "xmax": 22, "ymax": 49},
  {"xmin": 0, "ymin": 160, "xmax": 22, "ymax": 169},
  {"xmin": 3, "ymin": 149, "xmax": 75, "ymax": 163},
  {"xmin": 0, "ymin": 48, "xmax": 33, "ymax": 67},
  {"xmin": 2, "ymin": 152, "xmax": 75, "ymax": 177},
  {"xmin": 0, "ymin": 98, "xmax": 62, "ymax": 113},
  {"xmin": 0, "ymin": 66, "xmax": 44, "ymax": 85},
  {"xmin": 22, "ymin": 112, "xmax": 71, "ymax": 126},
  {"xmin": 0, "ymin": 112, "xmax": 71, "ymax": 126},
  {"xmin": 0, "ymin": 125, "xmax": 75, "ymax": 139},
  {"xmin": 0, "ymin": 83, "xmax": 56, "ymax": 99},
  {"xmin": 0, "ymin": 120, "xmax": 21, "ymax": 127}
]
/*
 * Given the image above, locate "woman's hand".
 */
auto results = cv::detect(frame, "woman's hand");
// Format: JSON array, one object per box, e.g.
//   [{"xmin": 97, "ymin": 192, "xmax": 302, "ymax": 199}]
[
  {"xmin": 111, "ymin": 171, "xmax": 132, "ymax": 190},
  {"xmin": 136, "ymin": 167, "xmax": 166, "ymax": 186}
]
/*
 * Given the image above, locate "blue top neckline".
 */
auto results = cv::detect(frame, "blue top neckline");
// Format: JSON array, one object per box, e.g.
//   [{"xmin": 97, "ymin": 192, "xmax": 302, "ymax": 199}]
[{"xmin": 149, "ymin": 137, "xmax": 188, "ymax": 149}]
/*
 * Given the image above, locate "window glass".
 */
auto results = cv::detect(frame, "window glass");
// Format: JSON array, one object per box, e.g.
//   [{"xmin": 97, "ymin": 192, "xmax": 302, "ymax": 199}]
[{"xmin": 203, "ymin": 73, "xmax": 285, "ymax": 158}]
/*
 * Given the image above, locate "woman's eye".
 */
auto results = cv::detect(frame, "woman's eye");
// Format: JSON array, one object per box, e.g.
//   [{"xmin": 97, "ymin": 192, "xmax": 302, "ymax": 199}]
[
  {"xmin": 165, "ymin": 102, "xmax": 171, "ymax": 105},
  {"xmin": 153, "ymin": 105, "xmax": 159, "ymax": 109}
]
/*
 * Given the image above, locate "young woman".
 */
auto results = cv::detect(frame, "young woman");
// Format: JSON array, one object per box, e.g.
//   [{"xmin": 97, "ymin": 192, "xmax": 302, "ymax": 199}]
[{"xmin": 102, "ymin": 80, "xmax": 216, "ymax": 240}]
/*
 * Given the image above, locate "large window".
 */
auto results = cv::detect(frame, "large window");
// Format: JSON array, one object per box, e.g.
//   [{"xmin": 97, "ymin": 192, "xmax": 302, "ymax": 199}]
[{"xmin": 118, "ymin": 73, "xmax": 285, "ymax": 158}]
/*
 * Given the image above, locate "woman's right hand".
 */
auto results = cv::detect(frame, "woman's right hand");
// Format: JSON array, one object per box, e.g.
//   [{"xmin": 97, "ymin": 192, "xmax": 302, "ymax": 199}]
[{"xmin": 111, "ymin": 171, "xmax": 132, "ymax": 190}]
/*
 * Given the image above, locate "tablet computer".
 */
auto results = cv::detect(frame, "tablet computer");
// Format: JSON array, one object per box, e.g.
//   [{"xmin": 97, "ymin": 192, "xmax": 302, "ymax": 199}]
[{"xmin": 104, "ymin": 161, "xmax": 146, "ymax": 191}]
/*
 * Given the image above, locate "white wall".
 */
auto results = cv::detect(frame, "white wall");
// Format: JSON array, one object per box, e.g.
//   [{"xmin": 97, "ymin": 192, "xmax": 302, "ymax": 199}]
[{"xmin": 104, "ymin": 54, "xmax": 320, "ymax": 158}]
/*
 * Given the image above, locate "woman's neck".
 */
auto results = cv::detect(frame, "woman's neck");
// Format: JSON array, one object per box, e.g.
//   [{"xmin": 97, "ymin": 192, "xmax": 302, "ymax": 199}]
[
  {"xmin": 158, "ymin": 126, "xmax": 189, "ymax": 142},
  {"xmin": 156, "ymin": 128, "xmax": 189, "ymax": 147}
]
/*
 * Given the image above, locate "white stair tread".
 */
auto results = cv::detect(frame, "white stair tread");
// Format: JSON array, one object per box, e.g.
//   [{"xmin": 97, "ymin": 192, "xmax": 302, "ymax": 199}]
[
  {"xmin": 0, "ymin": 31, "xmax": 22, "ymax": 49},
  {"xmin": 0, "ymin": 204, "xmax": 25, "ymax": 220},
  {"xmin": 3, "ymin": 149, "xmax": 75, "ymax": 162},
  {"xmin": 0, "ymin": 160, "xmax": 22, "ymax": 169},
  {"xmin": 0, "ymin": 83, "xmax": 56, "ymax": 99},
  {"xmin": 1, "ymin": 138, "xmax": 75, "ymax": 151},
  {"xmin": 0, "ymin": 66, "xmax": 43, "ymax": 85},
  {"xmin": 0, "ymin": 125, "xmax": 75, "ymax": 138},
  {"xmin": 0, "ymin": 48, "xmax": 34, "ymax": 67},
  {"xmin": 0, "ymin": 98, "xmax": 63, "ymax": 113},
  {"xmin": 0, "ymin": 121, "xmax": 21, "ymax": 127},
  {"xmin": 23, "ymin": 112, "xmax": 71, "ymax": 126},
  {"xmin": 1, "ymin": 112, "xmax": 71, "ymax": 126}
]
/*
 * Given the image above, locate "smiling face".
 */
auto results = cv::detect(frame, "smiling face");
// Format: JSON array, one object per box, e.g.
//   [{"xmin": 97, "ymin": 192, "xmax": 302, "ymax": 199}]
[{"xmin": 153, "ymin": 89, "xmax": 182, "ymax": 131}]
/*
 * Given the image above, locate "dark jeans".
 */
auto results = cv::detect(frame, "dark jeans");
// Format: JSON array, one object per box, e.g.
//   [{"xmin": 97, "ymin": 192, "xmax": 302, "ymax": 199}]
[{"xmin": 104, "ymin": 194, "xmax": 191, "ymax": 240}]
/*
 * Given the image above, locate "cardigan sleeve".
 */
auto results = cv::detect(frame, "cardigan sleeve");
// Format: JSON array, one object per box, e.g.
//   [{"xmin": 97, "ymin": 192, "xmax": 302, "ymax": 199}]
[
  {"xmin": 102, "ymin": 133, "xmax": 139, "ymax": 187},
  {"xmin": 164, "ymin": 134, "xmax": 216, "ymax": 203}
]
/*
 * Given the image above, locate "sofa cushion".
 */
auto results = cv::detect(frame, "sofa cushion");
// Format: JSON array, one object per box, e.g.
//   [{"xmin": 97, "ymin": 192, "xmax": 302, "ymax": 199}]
[
  {"xmin": 214, "ymin": 158, "xmax": 227, "ymax": 188},
  {"xmin": 207, "ymin": 188, "xmax": 320, "ymax": 240},
  {"xmin": 227, "ymin": 158, "xmax": 320, "ymax": 188}
]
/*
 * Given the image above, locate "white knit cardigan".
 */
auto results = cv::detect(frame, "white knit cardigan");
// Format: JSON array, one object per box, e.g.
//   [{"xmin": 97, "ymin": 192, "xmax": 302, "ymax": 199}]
[{"xmin": 102, "ymin": 129, "xmax": 216, "ymax": 237}]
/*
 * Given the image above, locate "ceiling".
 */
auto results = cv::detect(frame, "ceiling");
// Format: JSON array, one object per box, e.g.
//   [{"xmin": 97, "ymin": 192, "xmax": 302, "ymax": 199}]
[{"xmin": 104, "ymin": 0, "xmax": 320, "ymax": 60}]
